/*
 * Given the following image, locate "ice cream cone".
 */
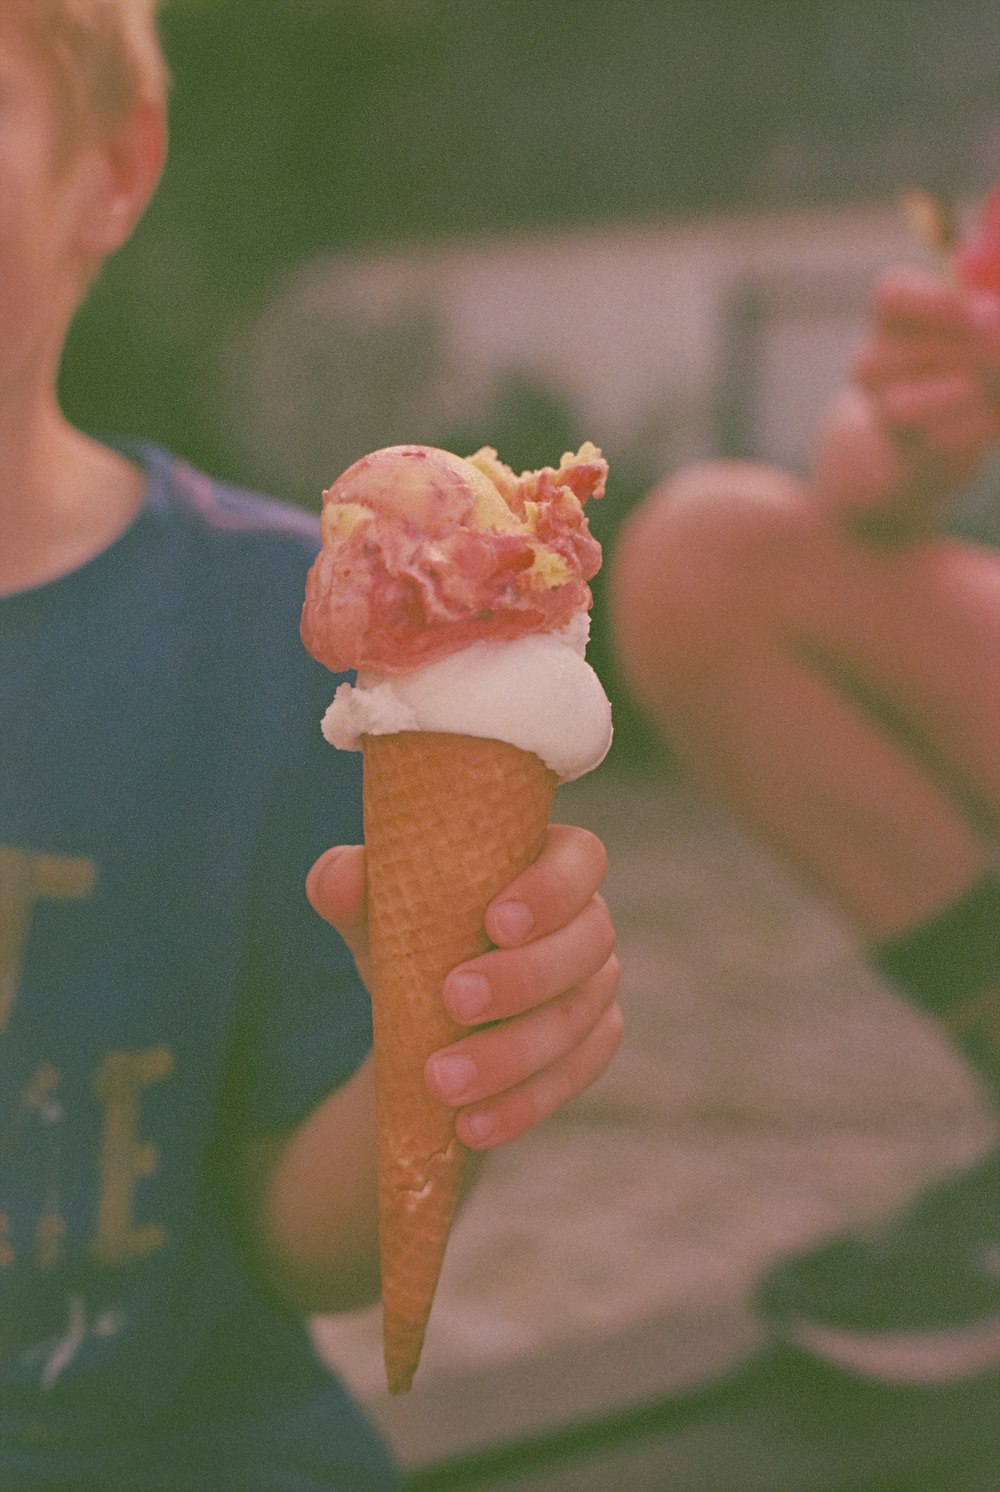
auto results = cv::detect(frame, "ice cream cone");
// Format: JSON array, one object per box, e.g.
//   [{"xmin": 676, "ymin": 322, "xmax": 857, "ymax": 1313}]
[
  {"xmin": 300, "ymin": 440, "xmax": 610, "ymax": 1391},
  {"xmin": 362, "ymin": 729, "xmax": 557, "ymax": 1394}
]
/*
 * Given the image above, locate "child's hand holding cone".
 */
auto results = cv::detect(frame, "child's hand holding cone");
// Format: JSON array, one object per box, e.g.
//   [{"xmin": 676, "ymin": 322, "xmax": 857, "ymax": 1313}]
[{"xmin": 306, "ymin": 814, "xmax": 620, "ymax": 1394}]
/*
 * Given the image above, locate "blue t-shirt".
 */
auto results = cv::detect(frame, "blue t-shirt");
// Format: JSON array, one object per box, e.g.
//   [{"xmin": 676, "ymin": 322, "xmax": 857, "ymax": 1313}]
[{"xmin": 0, "ymin": 446, "xmax": 400, "ymax": 1490}]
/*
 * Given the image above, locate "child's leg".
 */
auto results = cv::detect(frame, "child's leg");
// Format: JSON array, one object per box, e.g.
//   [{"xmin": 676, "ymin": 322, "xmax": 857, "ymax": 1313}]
[
  {"xmin": 612, "ymin": 461, "xmax": 1000, "ymax": 1384},
  {"xmin": 611, "ymin": 459, "xmax": 999, "ymax": 943}
]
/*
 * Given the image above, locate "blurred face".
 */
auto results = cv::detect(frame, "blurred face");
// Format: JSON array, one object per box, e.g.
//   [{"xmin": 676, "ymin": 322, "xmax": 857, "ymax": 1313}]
[{"xmin": 0, "ymin": 17, "xmax": 102, "ymax": 411}]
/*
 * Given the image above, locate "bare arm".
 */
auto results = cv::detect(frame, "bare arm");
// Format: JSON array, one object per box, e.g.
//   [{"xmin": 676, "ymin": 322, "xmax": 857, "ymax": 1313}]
[{"xmin": 233, "ymin": 1058, "xmax": 382, "ymax": 1314}]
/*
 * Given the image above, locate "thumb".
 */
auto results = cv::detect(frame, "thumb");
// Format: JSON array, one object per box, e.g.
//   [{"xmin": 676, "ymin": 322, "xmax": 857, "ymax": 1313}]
[{"xmin": 306, "ymin": 845, "xmax": 371, "ymax": 985}]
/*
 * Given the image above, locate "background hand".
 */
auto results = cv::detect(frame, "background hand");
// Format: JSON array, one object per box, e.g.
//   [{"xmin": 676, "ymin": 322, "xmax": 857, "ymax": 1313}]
[{"xmin": 814, "ymin": 267, "xmax": 1000, "ymax": 544}]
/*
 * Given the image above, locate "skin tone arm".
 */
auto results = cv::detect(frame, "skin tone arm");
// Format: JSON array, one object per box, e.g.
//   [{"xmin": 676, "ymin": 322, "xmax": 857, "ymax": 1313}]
[{"xmin": 236, "ymin": 825, "xmax": 621, "ymax": 1313}]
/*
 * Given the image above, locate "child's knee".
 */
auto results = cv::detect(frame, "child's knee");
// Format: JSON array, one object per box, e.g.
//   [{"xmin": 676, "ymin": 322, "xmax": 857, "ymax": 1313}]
[
  {"xmin": 618, "ymin": 461, "xmax": 807, "ymax": 585},
  {"xmin": 610, "ymin": 460, "xmax": 808, "ymax": 684}
]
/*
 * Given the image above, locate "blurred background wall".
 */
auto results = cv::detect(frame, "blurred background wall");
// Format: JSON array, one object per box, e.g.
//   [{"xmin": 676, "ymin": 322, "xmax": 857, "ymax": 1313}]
[{"xmin": 58, "ymin": 0, "xmax": 1000, "ymax": 757}]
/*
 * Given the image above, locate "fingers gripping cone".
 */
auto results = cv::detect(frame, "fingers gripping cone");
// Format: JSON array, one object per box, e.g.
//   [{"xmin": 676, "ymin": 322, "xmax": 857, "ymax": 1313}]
[{"xmin": 362, "ymin": 730, "xmax": 557, "ymax": 1394}]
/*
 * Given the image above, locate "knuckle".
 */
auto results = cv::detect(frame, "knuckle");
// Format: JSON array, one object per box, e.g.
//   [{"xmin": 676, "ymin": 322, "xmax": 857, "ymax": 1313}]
[
  {"xmin": 492, "ymin": 1085, "xmax": 543, "ymax": 1145},
  {"xmin": 554, "ymin": 958, "xmax": 619, "ymax": 1041},
  {"xmin": 554, "ymin": 983, "xmax": 595, "ymax": 1042},
  {"xmin": 586, "ymin": 895, "xmax": 617, "ymax": 961},
  {"xmin": 579, "ymin": 1005, "xmax": 623, "ymax": 1087},
  {"xmin": 495, "ymin": 999, "xmax": 625, "ymax": 1142},
  {"xmin": 563, "ymin": 1031, "xmax": 609, "ymax": 1101},
  {"xmin": 509, "ymin": 958, "xmax": 546, "ymax": 1015},
  {"xmin": 582, "ymin": 828, "xmax": 609, "ymax": 881},
  {"xmin": 603, "ymin": 999, "xmax": 625, "ymax": 1052},
  {"xmin": 484, "ymin": 944, "xmax": 542, "ymax": 1015},
  {"xmin": 544, "ymin": 1061, "xmax": 580, "ymax": 1120}
]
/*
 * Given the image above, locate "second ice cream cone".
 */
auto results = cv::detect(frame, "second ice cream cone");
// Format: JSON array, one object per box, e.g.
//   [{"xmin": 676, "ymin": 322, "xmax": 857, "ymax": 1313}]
[{"xmin": 362, "ymin": 729, "xmax": 557, "ymax": 1394}]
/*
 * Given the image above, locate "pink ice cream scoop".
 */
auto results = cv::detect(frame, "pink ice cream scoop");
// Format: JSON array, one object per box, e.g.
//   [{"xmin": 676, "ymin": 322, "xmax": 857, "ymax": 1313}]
[{"xmin": 300, "ymin": 443, "xmax": 607, "ymax": 673}]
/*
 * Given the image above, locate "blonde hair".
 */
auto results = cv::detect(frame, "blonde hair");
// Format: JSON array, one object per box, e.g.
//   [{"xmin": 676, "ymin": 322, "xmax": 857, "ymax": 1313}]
[{"xmin": 6, "ymin": 0, "xmax": 169, "ymax": 138}]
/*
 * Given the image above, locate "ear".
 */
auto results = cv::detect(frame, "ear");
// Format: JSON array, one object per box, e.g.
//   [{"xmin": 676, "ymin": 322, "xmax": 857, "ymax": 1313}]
[{"xmin": 76, "ymin": 96, "xmax": 168, "ymax": 261}]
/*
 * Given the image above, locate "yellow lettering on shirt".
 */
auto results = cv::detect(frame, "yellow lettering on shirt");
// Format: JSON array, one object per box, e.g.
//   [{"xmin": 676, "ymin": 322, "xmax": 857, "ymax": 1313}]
[
  {"xmin": 91, "ymin": 1048, "xmax": 173, "ymax": 1265},
  {"xmin": 0, "ymin": 848, "xmax": 96, "ymax": 1033}
]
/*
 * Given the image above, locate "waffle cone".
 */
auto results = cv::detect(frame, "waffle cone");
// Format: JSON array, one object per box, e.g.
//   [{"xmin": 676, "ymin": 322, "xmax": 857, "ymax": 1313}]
[{"xmin": 362, "ymin": 730, "xmax": 557, "ymax": 1394}]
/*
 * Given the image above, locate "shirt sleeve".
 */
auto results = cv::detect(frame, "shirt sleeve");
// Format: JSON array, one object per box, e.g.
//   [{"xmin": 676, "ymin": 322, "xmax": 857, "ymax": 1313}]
[{"xmin": 223, "ymin": 651, "xmax": 372, "ymax": 1135}]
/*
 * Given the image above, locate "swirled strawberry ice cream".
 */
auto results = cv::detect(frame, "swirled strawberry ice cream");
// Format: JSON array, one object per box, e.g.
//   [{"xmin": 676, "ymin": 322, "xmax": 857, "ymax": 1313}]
[{"xmin": 301, "ymin": 442, "xmax": 613, "ymax": 781}]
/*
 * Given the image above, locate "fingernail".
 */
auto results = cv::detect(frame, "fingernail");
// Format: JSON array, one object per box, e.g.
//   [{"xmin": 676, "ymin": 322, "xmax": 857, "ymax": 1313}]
[
  {"xmin": 444, "ymin": 972, "xmax": 492, "ymax": 1021},
  {"xmin": 490, "ymin": 899, "xmax": 534, "ymax": 944},
  {"xmin": 427, "ymin": 1053, "xmax": 477, "ymax": 1099},
  {"xmin": 463, "ymin": 1110, "xmax": 497, "ymax": 1144}
]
